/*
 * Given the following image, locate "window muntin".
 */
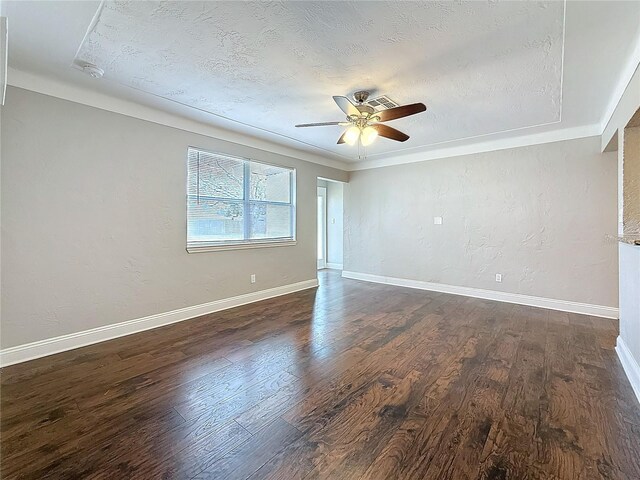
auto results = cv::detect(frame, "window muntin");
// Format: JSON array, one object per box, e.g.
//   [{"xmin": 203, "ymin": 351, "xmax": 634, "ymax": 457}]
[{"xmin": 187, "ymin": 148, "xmax": 295, "ymax": 251}]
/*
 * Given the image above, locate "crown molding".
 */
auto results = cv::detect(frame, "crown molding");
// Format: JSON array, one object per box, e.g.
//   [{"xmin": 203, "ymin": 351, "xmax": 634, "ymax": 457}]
[
  {"xmin": 9, "ymin": 40, "xmax": 636, "ymax": 174},
  {"xmin": 6, "ymin": 66, "xmax": 601, "ymax": 173},
  {"xmin": 348, "ymin": 124, "xmax": 601, "ymax": 171},
  {"xmin": 6, "ymin": 67, "xmax": 350, "ymax": 172},
  {"xmin": 600, "ymin": 33, "xmax": 640, "ymax": 146}
]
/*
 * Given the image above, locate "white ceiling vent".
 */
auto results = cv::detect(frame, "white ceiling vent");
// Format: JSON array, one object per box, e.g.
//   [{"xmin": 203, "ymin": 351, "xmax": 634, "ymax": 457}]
[{"xmin": 365, "ymin": 95, "xmax": 399, "ymax": 111}]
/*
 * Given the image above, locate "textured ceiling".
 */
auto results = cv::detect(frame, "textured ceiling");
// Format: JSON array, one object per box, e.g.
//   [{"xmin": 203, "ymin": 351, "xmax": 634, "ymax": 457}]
[
  {"xmin": 74, "ymin": 1, "xmax": 564, "ymax": 161},
  {"xmin": 4, "ymin": 1, "xmax": 640, "ymax": 166}
]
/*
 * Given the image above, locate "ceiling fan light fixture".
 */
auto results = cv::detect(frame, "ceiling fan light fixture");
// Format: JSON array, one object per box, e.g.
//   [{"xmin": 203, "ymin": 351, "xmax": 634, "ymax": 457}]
[
  {"xmin": 344, "ymin": 126, "xmax": 360, "ymax": 145},
  {"xmin": 360, "ymin": 126, "xmax": 378, "ymax": 146},
  {"xmin": 295, "ymin": 92, "xmax": 425, "ymax": 148}
]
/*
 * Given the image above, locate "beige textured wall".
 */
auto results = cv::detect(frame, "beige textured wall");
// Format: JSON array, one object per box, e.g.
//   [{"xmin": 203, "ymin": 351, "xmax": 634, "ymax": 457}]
[
  {"xmin": 623, "ymin": 126, "xmax": 640, "ymax": 235},
  {"xmin": 345, "ymin": 136, "xmax": 618, "ymax": 307},
  {"xmin": 0, "ymin": 87, "xmax": 347, "ymax": 348}
]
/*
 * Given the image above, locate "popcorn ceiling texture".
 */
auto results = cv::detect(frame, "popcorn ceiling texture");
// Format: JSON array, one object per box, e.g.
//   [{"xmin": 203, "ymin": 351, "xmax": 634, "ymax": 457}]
[
  {"xmin": 344, "ymin": 136, "xmax": 618, "ymax": 308},
  {"xmin": 76, "ymin": 1, "xmax": 563, "ymax": 160}
]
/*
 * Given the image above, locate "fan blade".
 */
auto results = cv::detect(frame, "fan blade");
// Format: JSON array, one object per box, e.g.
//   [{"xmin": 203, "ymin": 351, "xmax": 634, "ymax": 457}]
[
  {"xmin": 377, "ymin": 103, "xmax": 426, "ymax": 122},
  {"xmin": 333, "ymin": 96, "xmax": 360, "ymax": 116},
  {"xmin": 372, "ymin": 124, "xmax": 410, "ymax": 142},
  {"xmin": 295, "ymin": 122, "xmax": 348, "ymax": 127},
  {"xmin": 337, "ymin": 131, "xmax": 347, "ymax": 144}
]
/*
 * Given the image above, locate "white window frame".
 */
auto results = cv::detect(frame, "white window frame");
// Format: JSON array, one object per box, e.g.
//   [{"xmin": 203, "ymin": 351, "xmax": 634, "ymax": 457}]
[{"xmin": 186, "ymin": 147, "xmax": 297, "ymax": 253}]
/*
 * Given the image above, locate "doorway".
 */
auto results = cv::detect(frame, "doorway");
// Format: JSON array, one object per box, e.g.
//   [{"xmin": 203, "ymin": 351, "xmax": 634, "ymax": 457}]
[
  {"xmin": 317, "ymin": 178, "xmax": 344, "ymax": 270},
  {"xmin": 317, "ymin": 185, "xmax": 327, "ymax": 269}
]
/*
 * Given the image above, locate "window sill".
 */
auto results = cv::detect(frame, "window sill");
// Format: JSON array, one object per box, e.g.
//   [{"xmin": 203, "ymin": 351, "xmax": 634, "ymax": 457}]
[{"xmin": 187, "ymin": 240, "xmax": 297, "ymax": 253}]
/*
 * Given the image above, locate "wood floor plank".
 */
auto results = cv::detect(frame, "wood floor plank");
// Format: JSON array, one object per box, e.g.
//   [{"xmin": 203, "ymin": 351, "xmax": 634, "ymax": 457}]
[
  {"xmin": 305, "ymin": 369, "xmax": 424, "ymax": 479},
  {"xmin": 91, "ymin": 420, "xmax": 252, "ymax": 479},
  {"xmin": 1, "ymin": 270, "xmax": 638, "ymax": 479},
  {"xmin": 190, "ymin": 417, "xmax": 302, "ymax": 480}
]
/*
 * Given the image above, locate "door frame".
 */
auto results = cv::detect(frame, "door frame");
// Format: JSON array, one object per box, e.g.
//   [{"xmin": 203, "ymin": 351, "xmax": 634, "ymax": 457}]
[{"xmin": 317, "ymin": 186, "xmax": 327, "ymax": 269}]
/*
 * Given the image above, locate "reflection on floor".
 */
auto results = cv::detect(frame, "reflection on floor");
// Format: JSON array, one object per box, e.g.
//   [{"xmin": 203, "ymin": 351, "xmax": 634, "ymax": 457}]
[{"xmin": 2, "ymin": 270, "xmax": 639, "ymax": 478}]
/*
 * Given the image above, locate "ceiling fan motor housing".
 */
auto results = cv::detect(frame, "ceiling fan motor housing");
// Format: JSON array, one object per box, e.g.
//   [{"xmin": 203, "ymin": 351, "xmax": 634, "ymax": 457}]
[
  {"xmin": 353, "ymin": 91, "xmax": 376, "ymax": 116},
  {"xmin": 353, "ymin": 90, "xmax": 370, "ymax": 104}
]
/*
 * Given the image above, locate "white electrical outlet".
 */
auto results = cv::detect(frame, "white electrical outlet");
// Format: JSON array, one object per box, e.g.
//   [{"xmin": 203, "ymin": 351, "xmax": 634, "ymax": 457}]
[
  {"xmin": 495, "ymin": 274, "xmax": 502, "ymax": 283},
  {"xmin": 434, "ymin": 216, "xmax": 443, "ymax": 225},
  {"xmin": 250, "ymin": 274, "xmax": 256, "ymax": 284}
]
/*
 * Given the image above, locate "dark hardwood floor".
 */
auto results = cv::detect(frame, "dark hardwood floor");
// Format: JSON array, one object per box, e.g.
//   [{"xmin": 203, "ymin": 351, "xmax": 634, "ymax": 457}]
[{"xmin": 1, "ymin": 270, "xmax": 639, "ymax": 479}]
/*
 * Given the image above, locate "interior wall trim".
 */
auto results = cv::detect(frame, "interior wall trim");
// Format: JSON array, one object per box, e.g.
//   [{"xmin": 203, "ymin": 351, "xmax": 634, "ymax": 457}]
[
  {"xmin": 342, "ymin": 270, "xmax": 619, "ymax": 319},
  {"xmin": 325, "ymin": 263, "xmax": 344, "ymax": 270},
  {"xmin": 0, "ymin": 279, "xmax": 319, "ymax": 367},
  {"xmin": 5, "ymin": 68, "xmax": 350, "ymax": 172},
  {"xmin": 616, "ymin": 336, "xmax": 640, "ymax": 406},
  {"xmin": 350, "ymin": 125, "xmax": 601, "ymax": 171},
  {"xmin": 6, "ymin": 68, "xmax": 606, "ymax": 173},
  {"xmin": 600, "ymin": 37, "xmax": 640, "ymax": 147}
]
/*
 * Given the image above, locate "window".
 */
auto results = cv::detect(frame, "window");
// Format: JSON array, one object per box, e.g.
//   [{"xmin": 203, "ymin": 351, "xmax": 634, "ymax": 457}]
[{"xmin": 187, "ymin": 148, "xmax": 296, "ymax": 252}]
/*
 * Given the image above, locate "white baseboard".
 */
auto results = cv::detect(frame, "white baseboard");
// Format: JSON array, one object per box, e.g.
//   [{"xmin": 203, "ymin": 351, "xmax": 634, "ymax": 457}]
[
  {"xmin": 0, "ymin": 279, "xmax": 318, "ymax": 367},
  {"xmin": 341, "ymin": 271, "xmax": 619, "ymax": 319},
  {"xmin": 326, "ymin": 263, "xmax": 344, "ymax": 270},
  {"xmin": 616, "ymin": 336, "xmax": 640, "ymax": 406}
]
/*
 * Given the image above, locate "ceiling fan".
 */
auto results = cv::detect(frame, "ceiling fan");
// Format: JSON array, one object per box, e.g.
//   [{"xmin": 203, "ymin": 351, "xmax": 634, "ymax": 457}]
[{"xmin": 295, "ymin": 91, "xmax": 426, "ymax": 146}]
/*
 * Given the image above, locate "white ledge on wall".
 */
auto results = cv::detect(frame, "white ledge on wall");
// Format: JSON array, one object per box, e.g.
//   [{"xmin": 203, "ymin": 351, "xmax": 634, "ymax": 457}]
[
  {"xmin": 341, "ymin": 270, "xmax": 619, "ymax": 319},
  {"xmin": 0, "ymin": 278, "xmax": 318, "ymax": 367},
  {"xmin": 187, "ymin": 240, "xmax": 296, "ymax": 253}
]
